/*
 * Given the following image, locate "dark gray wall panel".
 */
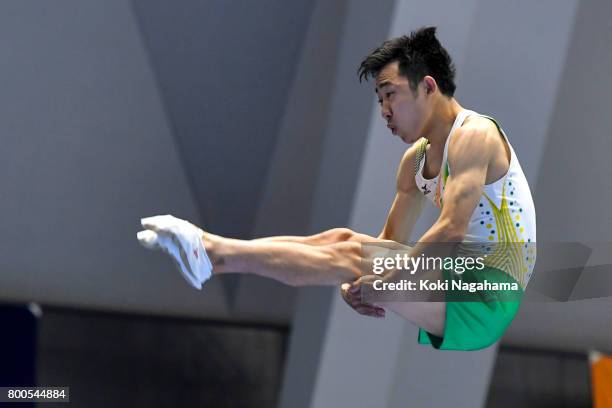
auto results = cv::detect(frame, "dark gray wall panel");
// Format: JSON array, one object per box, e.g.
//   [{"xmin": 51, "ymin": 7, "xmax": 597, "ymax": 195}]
[
  {"xmin": 131, "ymin": 0, "xmax": 314, "ymax": 239},
  {"xmin": 37, "ymin": 307, "xmax": 287, "ymax": 407}
]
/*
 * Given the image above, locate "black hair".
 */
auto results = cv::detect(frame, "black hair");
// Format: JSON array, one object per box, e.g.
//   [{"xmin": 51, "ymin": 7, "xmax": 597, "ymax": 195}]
[{"xmin": 357, "ymin": 26, "xmax": 456, "ymax": 97}]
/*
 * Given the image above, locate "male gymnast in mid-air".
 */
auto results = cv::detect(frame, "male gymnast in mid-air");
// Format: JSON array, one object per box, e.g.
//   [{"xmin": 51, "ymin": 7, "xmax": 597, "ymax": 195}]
[{"xmin": 138, "ymin": 27, "xmax": 536, "ymax": 351}]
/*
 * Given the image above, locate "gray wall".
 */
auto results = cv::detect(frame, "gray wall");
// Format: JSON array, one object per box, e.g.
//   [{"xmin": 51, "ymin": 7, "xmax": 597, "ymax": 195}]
[
  {"xmin": 131, "ymin": 0, "xmax": 316, "ymax": 318},
  {"xmin": 231, "ymin": 0, "xmax": 351, "ymax": 323},
  {"xmin": 278, "ymin": 1, "xmax": 396, "ymax": 406},
  {"xmin": 0, "ymin": 0, "xmax": 232, "ymax": 319},
  {"xmin": 0, "ymin": 0, "xmax": 315, "ymax": 323},
  {"xmin": 131, "ymin": 0, "xmax": 314, "ymax": 239}
]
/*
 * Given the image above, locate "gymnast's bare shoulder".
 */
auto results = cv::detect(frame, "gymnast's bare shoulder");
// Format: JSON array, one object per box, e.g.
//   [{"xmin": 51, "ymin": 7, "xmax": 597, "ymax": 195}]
[{"xmin": 395, "ymin": 141, "xmax": 421, "ymax": 194}]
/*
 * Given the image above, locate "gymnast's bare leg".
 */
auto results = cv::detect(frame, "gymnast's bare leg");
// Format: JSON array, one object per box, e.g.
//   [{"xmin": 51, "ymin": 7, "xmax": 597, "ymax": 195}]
[{"xmin": 202, "ymin": 228, "xmax": 388, "ymax": 287}]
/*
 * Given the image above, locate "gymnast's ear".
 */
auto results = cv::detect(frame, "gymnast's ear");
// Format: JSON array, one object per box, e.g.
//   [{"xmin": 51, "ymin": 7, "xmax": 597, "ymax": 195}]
[{"xmin": 422, "ymin": 76, "xmax": 437, "ymax": 95}]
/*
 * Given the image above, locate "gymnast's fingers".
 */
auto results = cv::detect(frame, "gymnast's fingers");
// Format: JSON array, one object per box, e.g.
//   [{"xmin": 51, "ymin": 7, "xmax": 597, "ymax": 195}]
[
  {"xmin": 341, "ymin": 283, "xmax": 385, "ymax": 318},
  {"xmin": 355, "ymin": 305, "xmax": 386, "ymax": 318}
]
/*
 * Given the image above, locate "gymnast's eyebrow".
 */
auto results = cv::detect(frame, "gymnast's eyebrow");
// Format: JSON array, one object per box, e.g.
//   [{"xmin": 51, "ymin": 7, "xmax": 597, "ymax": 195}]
[{"xmin": 374, "ymin": 80, "xmax": 393, "ymax": 94}]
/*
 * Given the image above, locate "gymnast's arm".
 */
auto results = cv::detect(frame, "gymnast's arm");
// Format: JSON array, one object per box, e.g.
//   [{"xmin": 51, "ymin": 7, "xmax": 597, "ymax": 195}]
[
  {"xmin": 340, "ymin": 145, "xmax": 425, "ymax": 317},
  {"xmin": 378, "ymin": 144, "xmax": 425, "ymax": 243}
]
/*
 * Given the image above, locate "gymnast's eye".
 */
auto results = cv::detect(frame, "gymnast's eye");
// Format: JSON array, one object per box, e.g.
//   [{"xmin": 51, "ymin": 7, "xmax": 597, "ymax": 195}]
[
  {"xmin": 386, "ymin": 91, "xmax": 394, "ymax": 98},
  {"xmin": 377, "ymin": 99, "xmax": 383, "ymax": 105}
]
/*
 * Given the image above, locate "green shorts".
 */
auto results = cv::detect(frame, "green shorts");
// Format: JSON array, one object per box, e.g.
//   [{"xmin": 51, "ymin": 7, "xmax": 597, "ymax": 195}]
[{"xmin": 417, "ymin": 266, "xmax": 524, "ymax": 351}]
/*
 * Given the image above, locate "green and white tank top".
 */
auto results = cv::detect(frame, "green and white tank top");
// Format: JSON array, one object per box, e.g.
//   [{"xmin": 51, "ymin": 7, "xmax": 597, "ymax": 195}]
[{"xmin": 414, "ymin": 110, "xmax": 537, "ymax": 287}]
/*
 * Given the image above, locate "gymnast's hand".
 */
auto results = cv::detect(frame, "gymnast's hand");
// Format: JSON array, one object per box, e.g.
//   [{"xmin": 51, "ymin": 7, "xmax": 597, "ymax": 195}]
[{"xmin": 341, "ymin": 275, "xmax": 386, "ymax": 318}]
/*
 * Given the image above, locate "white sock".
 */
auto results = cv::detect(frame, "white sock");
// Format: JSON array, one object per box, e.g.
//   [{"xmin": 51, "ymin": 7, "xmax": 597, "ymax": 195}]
[{"xmin": 137, "ymin": 215, "xmax": 213, "ymax": 289}]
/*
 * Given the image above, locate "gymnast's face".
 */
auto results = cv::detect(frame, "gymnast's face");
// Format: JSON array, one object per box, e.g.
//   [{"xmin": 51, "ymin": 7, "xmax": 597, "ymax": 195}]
[{"xmin": 375, "ymin": 61, "xmax": 430, "ymax": 144}]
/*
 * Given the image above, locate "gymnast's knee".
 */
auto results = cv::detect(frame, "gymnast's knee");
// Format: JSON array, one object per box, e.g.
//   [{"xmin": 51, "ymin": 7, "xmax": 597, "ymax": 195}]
[{"xmin": 323, "ymin": 227, "xmax": 356, "ymax": 243}]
